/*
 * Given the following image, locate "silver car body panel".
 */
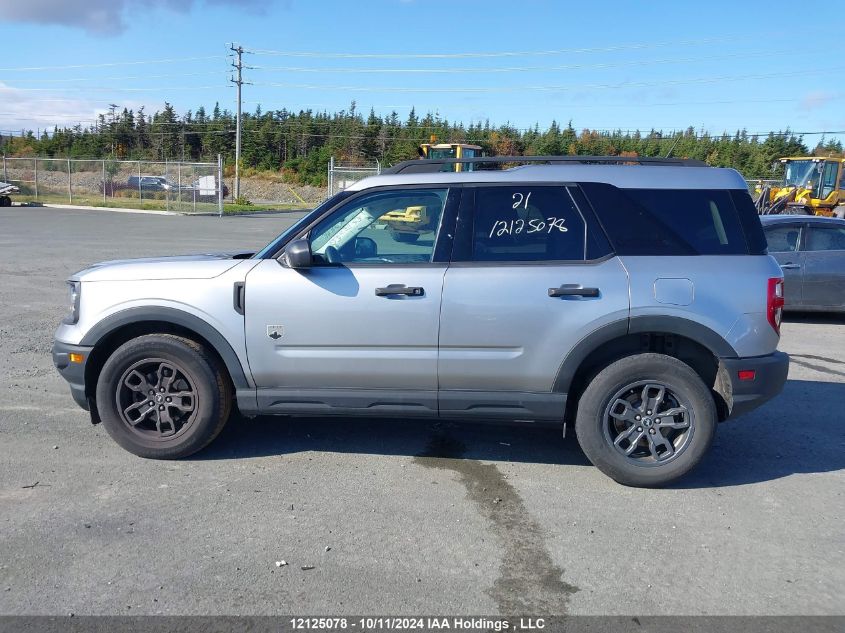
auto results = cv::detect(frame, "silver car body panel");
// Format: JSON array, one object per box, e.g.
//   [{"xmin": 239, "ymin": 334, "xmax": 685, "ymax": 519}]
[
  {"xmin": 244, "ymin": 259, "xmax": 446, "ymax": 393},
  {"xmin": 55, "ymin": 258, "xmax": 261, "ymax": 388},
  {"xmin": 622, "ymin": 255, "xmax": 782, "ymax": 358},
  {"xmin": 69, "ymin": 254, "xmax": 245, "ymax": 282},
  {"xmin": 438, "ymin": 258, "xmax": 630, "ymax": 393}
]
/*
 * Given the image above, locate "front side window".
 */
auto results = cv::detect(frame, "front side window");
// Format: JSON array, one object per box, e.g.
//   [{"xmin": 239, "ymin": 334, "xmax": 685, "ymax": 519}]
[
  {"xmin": 764, "ymin": 225, "xmax": 801, "ymax": 253},
  {"xmin": 469, "ymin": 186, "xmax": 586, "ymax": 262},
  {"xmin": 805, "ymin": 225, "xmax": 845, "ymax": 252},
  {"xmin": 308, "ymin": 188, "xmax": 448, "ymax": 265}
]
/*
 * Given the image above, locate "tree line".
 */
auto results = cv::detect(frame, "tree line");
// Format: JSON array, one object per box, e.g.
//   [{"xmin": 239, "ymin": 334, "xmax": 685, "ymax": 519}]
[{"xmin": 1, "ymin": 101, "xmax": 843, "ymax": 186}]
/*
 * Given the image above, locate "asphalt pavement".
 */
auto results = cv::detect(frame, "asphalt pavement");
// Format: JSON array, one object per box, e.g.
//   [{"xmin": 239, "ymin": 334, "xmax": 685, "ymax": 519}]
[{"xmin": 0, "ymin": 206, "xmax": 843, "ymax": 616}]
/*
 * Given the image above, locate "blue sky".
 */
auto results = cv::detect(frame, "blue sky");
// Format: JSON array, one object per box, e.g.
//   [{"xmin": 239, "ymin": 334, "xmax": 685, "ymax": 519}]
[{"xmin": 1, "ymin": 0, "xmax": 843, "ymax": 143}]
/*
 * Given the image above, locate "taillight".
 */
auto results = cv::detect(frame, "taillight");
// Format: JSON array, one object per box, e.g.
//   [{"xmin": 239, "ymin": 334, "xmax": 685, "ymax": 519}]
[{"xmin": 767, "ymin": 277, "xmax": 785, "ymax": 335}]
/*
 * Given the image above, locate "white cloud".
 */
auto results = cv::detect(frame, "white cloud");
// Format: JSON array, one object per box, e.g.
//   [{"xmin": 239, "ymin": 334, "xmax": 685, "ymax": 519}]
[
  {"xmin": 0, "ymin": 0, "xmax": 264, "ymax": 35},
  {"xmin": 800, "ymin": 91, "xmax": 837, "ymax": 112},
  {"xmin": 0, "ymin": 82, "xmax": 146, "ymax": 133}
]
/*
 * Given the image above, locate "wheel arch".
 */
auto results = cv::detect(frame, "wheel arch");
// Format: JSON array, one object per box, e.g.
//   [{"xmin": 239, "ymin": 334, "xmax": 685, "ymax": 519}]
[
  {"xmin": 81, "ymin": 307, "xmax": 250, "ymax": 405},
  {"xmin": 556, "ymin": 317, "xmax": 736, "ymax": 423}
]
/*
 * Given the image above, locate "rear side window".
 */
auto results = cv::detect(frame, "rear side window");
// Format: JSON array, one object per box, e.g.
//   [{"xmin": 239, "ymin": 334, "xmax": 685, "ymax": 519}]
[
  {"xmin": 806, "ymin": 225, "xmax": 845, "ymax": 251},
  {"xmin": 469, "ymin": 186, "xmax": 586, "ymax": 261},
  {"xmin": 764, "ymin": 225, "xmax": 801, "ymax": 253},
  {"xmin": 581, "ymin": 183, "xmax": 756, "ymax": 255}
]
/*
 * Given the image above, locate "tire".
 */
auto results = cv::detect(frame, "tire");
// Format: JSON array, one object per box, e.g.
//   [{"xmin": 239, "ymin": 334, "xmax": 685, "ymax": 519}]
[
  {"xmin": 95, "ymin": 334, "xmax": 232, "ymax": 459},
  {"xmin": 834, "ymin": 206, "xmax": 845, "ymax": 220},
  {"xmin": 393, "ymin": 232, "xmax": 420, "ymax": 243},
  {"xmin": 574, "ymin": 353, "xmax": 716, "ymax": 487},
  {"xmin": 0, "ymin": 196, "xmax": 11, "ymax": 207}
]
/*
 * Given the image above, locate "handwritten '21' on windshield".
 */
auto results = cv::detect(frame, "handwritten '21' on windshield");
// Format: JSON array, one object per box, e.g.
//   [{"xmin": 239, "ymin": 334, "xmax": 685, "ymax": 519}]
[{"xmin": 488, "ymin": 191, "xmax": 569, "ymax": 238}]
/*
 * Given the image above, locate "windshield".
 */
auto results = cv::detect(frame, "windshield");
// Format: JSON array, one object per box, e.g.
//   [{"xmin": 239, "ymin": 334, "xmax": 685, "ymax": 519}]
[
  {"xmin": 427, "ymin": 148, "xmax": 456, "ymax": 159},
  {"xmin": 782, "ymin": 160, "xmax": 817, "ymax": 187},
  {"xmin": 253, "ymin": 191, "xmax": 353, "ymax": 259}
]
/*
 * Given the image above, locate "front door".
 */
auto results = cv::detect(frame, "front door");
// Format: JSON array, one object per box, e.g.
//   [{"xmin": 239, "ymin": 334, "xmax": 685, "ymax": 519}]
[{"xmin": 244, "ymin": 186, "xmax": 456, "ymax": 416}]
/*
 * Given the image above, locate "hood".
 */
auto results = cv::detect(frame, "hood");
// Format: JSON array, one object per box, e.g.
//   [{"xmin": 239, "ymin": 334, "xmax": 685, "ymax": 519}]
[{"xmin": 71, "ymin": 252, "xmax": 254, "ymax": 282}]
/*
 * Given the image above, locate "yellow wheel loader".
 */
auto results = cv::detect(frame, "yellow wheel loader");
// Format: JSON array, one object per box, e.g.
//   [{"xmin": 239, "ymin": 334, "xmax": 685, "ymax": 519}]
[{"xmin": 756, "ymin": 157, "xmax": 845, "ymax": 218}]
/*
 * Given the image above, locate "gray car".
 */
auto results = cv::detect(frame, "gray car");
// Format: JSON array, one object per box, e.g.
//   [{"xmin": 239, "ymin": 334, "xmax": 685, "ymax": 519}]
[
  {"xmin": 761, "ymin": 215, "xmax": 845, "ymax": 313},
  {"xmin": 53, "ymin": 157, "xmax": 789, "ymax": 487}
]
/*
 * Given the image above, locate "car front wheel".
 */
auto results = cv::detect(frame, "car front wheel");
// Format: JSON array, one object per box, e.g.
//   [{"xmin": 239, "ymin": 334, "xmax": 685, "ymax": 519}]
[
  {"xmin": 95, "ymin": 334, "xmax": 232, "ymax": 459},
  {"xmin": 575, "ymin": 353, "xmax": 716, "ymax": 487}
]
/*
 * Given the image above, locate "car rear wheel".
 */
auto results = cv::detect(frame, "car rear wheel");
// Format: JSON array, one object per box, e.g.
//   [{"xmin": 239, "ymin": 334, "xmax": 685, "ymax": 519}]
[
  {"xmin": 96, "ymin": 334, "xmax": 232, "ymax": 459},
  {"xmin": 575, "ymin": 353, "xmax": 716, "ymax": 487}
]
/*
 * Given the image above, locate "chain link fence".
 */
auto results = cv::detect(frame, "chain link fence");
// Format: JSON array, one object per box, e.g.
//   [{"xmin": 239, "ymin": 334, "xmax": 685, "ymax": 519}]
[
  {"xmin": 2, "ymin": 156, "xmax": 225, "ymax": 214},
  {"xmin": 327, "ymin": 157, "xmax": 381, "ymax": 198}
]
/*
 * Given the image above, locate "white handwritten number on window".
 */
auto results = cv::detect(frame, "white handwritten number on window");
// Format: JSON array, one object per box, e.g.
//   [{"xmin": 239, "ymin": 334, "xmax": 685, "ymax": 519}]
[
  {"xmin": 512, "ymin": 191, "xmax": 532, "ymax": 210},
  {"xmin": 488, "ymin": 217, "xmax": 568, "ymax": 238}
]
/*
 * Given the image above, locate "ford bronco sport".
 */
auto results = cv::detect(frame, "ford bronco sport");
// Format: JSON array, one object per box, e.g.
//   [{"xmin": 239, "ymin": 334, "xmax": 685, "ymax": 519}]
[{"xmin": 53, "ymin": 156, "xmax": 789, "ymax": 487}]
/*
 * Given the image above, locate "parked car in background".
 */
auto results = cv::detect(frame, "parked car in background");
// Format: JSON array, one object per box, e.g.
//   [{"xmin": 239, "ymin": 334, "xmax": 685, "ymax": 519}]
[
  {"xmin": 761, "ymin": 215, "xmax": 845, "ymax": 313},
  {"xmin": 127, "ymin": 176, "xmax": 173, "ymax": 192}
]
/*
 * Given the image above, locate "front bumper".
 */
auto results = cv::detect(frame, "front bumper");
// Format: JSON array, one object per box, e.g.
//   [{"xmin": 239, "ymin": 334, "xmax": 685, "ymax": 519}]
[
  {"xmin": 52, "ymin": 340, "xmax": 93, "ymax": 411},
  {"xmin": 719, "ymin": 351, "xmax": 789, "ymax": 419}
]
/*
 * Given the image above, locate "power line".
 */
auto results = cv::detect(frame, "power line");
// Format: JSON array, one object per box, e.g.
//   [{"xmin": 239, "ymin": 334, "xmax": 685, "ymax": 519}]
[
  {"xmin": 248, "ymin": 49, "xmax": 803, "ymax": 74},
  {"xmin": 250, "ymin": 66, "xmax": 845, "ymax": 94},
  {"xmin": 249, "ymin": 35, "xmax": 753, "ymax": 59},
  {"xmin": 0, "ymin": 55, "xmax": 226, "ymax": 73},
  {"xmin": 7, "ymin": 71, "xmax": 230, "ymax": 84}
]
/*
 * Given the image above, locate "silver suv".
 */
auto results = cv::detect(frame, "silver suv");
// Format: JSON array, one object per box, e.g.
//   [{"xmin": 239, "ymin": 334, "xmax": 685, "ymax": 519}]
[{"xmin": 53, "ymin": 157, "xmax": 789, "ymax": 487}]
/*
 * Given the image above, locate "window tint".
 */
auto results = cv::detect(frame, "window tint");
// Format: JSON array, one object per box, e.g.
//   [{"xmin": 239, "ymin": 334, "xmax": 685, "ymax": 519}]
[
  {"xmin": 581, "ymin": 183, "xmax": 751, "ymax": 255},
  {"xmin": 764, "ymin": 225, "xmax": 801, "ymax": 253},
  {"xmin": 806, "ymin": 225, "xmax": 845, "ymax": 252},
  {"xmin": 729, "ymin": 190, "xmax": 768, "ymax": 255},
  {"xmin": 308, "ymin": 188, "xmax": 448, "ymax": 265},
  {"xmin": 469, "ymin": 186, "xmax": 586, "ymax": 262}
]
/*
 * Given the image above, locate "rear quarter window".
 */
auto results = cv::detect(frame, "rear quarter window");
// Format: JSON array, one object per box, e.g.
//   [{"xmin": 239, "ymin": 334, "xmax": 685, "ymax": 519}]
[{"xmin": 580, "ymin": 183, "xmax": 758, "ymax": 255}]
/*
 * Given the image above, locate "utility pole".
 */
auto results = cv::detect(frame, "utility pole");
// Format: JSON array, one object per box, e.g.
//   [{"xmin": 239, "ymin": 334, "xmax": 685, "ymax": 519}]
[{"xmin": 229, "ymin": 43, "xmax": 250, "ymax": 200}]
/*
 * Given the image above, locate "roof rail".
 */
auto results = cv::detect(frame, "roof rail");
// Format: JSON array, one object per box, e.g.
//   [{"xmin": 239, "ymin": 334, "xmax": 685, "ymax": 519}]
[{"xmin": 382, "ymin": 155, "xmax": 708, "ymax": 174}]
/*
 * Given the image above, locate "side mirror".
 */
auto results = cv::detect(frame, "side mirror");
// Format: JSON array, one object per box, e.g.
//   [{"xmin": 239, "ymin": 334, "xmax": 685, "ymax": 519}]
[{"xmin": 283, "ymin": 238, "xmax": 312, "ymax": 269}]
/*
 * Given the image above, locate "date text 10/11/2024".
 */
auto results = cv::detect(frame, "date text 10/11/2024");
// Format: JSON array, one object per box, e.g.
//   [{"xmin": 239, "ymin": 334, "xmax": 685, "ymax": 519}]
[{"xmin": 290, "ymin": 617, "xmax": 548, "ymax": 631}]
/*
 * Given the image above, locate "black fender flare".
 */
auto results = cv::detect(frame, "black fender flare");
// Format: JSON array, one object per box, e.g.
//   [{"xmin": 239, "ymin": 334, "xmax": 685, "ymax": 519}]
[
  {"xmin": 553, "ymin": 315, "xmax": 738, "ymax": 393},
  {"xmin": 80, "ymin": 306, "xmax": 251, "ymax": 390}
]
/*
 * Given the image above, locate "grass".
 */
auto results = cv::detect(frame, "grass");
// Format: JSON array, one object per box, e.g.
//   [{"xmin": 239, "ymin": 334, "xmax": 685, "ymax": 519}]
[{"xmin": 13, "ymin": 194, "xmax": 308, "ymax": 215}]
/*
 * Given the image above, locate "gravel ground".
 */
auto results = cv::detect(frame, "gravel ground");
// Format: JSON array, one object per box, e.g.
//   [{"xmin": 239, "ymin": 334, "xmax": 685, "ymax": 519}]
[{"xmin": 0, "ymin": 206, "xmax": 843, "ymax": 616}]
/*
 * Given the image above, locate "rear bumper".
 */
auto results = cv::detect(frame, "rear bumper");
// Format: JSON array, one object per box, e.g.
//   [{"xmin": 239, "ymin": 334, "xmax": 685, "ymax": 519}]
[
  {"xmin": 52, "ymin": 340, "xmax": 93, "ymax": 411},
  {"xmin": 719, "ymin": 351, "xmax": 789, "ymax": 420}
]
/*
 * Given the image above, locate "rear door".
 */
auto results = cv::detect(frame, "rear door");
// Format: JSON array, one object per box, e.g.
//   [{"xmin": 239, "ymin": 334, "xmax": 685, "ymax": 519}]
[
  {"xmin": 437, "ymin": 184, "xmax": 629, "ymax": 421},
  {"xmin": 801, "ymin": 223, "xmax": 845, "ymax": 310},
  {"xmin": 763, "ymin": 222, "xmax": 805, "ymax": 307}
]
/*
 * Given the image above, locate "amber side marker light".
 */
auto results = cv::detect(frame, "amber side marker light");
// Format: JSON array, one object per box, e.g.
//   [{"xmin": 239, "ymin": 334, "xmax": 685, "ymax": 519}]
[
  {"xmin": 68, "ymin": 353, "xmax": 85, "ymax": 364},
  {"xmin": 738, "ymin": 370, "xmax": 756, "ymax": 381}
]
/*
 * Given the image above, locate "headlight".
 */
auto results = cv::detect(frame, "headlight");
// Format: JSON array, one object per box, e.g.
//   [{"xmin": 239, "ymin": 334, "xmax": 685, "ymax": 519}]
[{"xmin": 64, "ymin": 281, "xmax": 81, "ymax": 324}]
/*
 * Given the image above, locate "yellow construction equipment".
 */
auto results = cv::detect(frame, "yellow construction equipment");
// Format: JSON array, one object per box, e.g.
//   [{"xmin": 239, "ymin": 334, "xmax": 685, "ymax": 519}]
[
  {"xmin": 418, "ymin": 138, "xmax": 482, "ymax": 172},
  {"xmin": 755, "ymin": 157, "xmax": 845, "ymax": 218}
]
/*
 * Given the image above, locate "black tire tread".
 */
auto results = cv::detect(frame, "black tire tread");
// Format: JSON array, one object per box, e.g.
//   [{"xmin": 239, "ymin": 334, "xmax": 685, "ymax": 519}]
[
  {"xmin": 574, "ymin": 353, "xmax": 717, "ymax": 488},
  {"xmin": 96, "ymin": 333, "xmax": 232, "ymax": 459}
]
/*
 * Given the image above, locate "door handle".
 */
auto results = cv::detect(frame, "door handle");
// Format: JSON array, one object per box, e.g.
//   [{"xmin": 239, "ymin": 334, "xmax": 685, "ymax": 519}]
[
  {"xmin": 375, "ymin": 284, "xmax": 425, "ymax": 297},
  {"xmin": 780, "ymin": 263, "xmax": 801, "ymax": 270},
  {"xmin": 548, "ymin": 285, "xmax": 600, "ymax": 298}
]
